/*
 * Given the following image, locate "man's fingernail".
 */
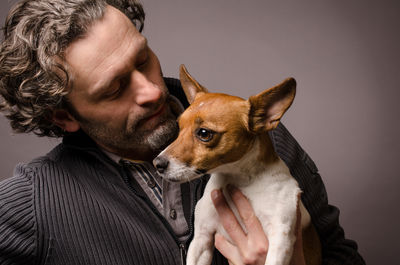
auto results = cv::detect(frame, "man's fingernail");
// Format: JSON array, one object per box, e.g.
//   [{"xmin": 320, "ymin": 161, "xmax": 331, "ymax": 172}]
[{"xmin": 211, "ymin": 189, "xmax": 220, "ymax": 201}]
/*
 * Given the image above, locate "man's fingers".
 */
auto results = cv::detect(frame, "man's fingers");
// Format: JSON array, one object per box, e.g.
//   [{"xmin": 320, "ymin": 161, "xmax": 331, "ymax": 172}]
[
  {"xmin": 214, "ymin": 233, "xmax": 242, "ymax": 265},
  {"xmin": 227, "ymin": 185, "xmax": 265, "ymax": 237},
  {"xmin": 211, "ymin": 189, "xmax": 247, "ymax": 247},
  {"xmin": 212, "ymin": 187, "xmax": 269, "ymax": 265}
]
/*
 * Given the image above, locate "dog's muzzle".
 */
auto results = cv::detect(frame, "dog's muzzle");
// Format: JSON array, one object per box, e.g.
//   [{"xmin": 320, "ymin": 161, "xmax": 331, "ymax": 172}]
[{"xmin": 153, "ymin": 155, "xmax": 169, "ymax": 174}]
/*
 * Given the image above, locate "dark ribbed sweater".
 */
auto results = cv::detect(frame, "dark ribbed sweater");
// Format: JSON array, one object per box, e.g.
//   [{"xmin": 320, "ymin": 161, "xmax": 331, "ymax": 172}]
[{"xmin": 0, "ymin": 78, "xmax": 365, "ymax": 265}]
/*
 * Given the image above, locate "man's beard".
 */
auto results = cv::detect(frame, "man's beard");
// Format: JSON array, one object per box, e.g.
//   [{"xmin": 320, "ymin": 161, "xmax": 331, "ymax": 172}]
[
  {"xmin": 83, "ymin": 111, "xmax": 178, "ymax": 158},
  {"xmin": 67, "ymin": 97, "xmax": 180, "ymax": 159}
]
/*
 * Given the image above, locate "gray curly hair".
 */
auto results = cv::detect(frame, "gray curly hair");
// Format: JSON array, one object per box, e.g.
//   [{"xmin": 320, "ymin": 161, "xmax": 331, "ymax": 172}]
[{"xmin": 0, "ymin": 0, "xmax": 145, "ymax": 137}]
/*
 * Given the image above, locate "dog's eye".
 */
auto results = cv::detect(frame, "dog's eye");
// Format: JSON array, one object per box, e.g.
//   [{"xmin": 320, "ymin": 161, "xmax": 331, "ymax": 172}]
[{"xmin": 195, "ymin": 128, "xmax": 214, "ymax": 142}]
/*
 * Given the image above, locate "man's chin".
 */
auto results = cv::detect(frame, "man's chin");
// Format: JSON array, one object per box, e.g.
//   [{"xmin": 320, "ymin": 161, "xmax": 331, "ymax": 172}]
[
  {"xmin": 143, "ymin": 118, "xmax": 179, "ymax": 153},
  {"xmin": 96, "ymin": 119, "xmax": 178, "ymax": 161}
]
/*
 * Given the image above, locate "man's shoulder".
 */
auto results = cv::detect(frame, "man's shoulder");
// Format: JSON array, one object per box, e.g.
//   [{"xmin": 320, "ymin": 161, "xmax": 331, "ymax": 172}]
[
  {"xmin": 0, "ymin": 163, "xmax": 35, "ymax": 193},
  {"xmin": 0, "ymin": 139, "xmax": 95, "ymax": 190},
  {"xmin": 0, "ymin": 149, "xmax": 57, "ymax": 194},
  {"xmin": 0, "ymin": 163, "xmax": 37, "ymax": 263},
  {"xmin": 0, "ymin": 139, "xmax": 115, "ymax": 216},
  {"xmin": 0, "ymin": 162, "xmax": 37, "ymax": 229},
  {"xmin": 20, "ymin": 142, "xmax": 70, "ymax": 174},
  {"xmin": 0, "ymin": 150, "xmax": 60, "ymax": 264}
]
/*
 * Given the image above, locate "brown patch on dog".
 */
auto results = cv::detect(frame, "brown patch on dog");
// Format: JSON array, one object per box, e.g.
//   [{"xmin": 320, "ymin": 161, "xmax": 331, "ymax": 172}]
[
  {"xmin": 167, "ymin": 92, "xmax": 255, "ymax": 172},
  {"xmin": 256, "ymin": 133, "xmax": 280, "ymax": 165},
  {"xmin": 291, "ymin": 194, "xmax": 322, "ymax": 265},
  {"xmin": 249, "ymin": 78, "xmax": 296, "ymax": 132},
  {"xmin": 302, "ymin": 224, "xmax": 322, "ymax": 265},
  {"xmin": 180, "ymin": 64, "xmax": 208, "ymax": 104}
]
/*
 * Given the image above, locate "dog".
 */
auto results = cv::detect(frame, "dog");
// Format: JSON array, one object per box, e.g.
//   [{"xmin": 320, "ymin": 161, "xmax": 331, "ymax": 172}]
[{"xmin": 154, "ymin": 65, "xmax": 321, "ymax": 265}]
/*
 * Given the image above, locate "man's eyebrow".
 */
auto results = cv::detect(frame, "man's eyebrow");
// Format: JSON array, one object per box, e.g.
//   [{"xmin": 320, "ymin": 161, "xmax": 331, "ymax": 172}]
[{"xmin": 91, "ymin": 37, "xmax": 148, "ymax": 98}]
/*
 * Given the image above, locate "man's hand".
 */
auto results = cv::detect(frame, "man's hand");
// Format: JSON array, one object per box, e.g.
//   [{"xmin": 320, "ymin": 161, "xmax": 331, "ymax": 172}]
[
  {"xmin": 211, "ymin": 185, "xmax": 269, "ymax": 265},
  {"xmin": 211, "ymin": 185, "xmax": 306, "ymax": 265}
]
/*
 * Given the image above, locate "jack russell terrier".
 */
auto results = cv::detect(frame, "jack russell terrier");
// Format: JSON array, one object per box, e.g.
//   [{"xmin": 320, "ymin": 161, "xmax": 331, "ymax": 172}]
[{"xmin": 154, "ymin": 65, "xmax": 321, "ymax": 265}]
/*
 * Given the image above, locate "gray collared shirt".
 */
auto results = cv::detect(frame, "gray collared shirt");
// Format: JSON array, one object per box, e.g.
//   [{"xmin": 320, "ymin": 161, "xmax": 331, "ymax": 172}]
[
  {"xmin": 101, "ymin": 94, "xmax": 190, "ymax": 240},
  {"xmin": 104, "ymin": 150, "xmax": 190, "ymax": 241},
  {"xmin": 123, "ymin": 159, "xmax": 190, "ymax": 241}
]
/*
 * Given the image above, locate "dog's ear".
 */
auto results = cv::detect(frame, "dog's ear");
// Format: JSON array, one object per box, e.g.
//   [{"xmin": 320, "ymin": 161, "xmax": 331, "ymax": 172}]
[
  {"xmin": 179, "ymin": 64, "xmax": 208, "ymax": 104},
  {"xmin": 248, "ymin": 77, "xmax": 296, "ymax": 132}
]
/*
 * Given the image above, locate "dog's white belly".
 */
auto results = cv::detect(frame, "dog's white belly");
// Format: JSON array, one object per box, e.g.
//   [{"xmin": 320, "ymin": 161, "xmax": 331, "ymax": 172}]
[{"xmin": 187, "ymin": 159, "xmax": 308, "ymax": 265}]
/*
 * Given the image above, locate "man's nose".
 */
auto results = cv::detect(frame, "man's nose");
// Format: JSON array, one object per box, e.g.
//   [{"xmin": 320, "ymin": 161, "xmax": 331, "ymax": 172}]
[{"xmin": 132, "ymin": 72, "xmax": 163, "ymax": 106}]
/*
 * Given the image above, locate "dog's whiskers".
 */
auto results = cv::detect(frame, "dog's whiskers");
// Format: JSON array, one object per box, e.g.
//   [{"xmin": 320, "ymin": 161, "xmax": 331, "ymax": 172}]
[{"xmin": 195, "ymin": 169, "xmax": 207, "ymax": 175}]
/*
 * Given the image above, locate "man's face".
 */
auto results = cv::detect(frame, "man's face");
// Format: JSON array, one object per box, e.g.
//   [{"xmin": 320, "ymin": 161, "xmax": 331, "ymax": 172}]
[{"xmin": 63, "ymin": 5, "xmax": 178, "ymax": 161}]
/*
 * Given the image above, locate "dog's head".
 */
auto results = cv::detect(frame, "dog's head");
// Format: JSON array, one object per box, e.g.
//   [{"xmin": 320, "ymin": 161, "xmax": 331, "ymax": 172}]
[{"xmin": 153, "ymin": 65, "xmax": 296, "ymax": 182}]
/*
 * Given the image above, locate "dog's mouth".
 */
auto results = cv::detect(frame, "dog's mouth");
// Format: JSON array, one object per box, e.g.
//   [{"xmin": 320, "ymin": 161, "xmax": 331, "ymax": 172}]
[
  {"xmin": 153, "ymin": 153, "xmax": 209, "ymax": 183},
  {"xmin": 158, "ymin": 167, "xmax": 208, "ymax": 183}
]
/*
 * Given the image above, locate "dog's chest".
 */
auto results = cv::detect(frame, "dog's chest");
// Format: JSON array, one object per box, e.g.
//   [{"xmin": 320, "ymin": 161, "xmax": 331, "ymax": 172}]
[{"xmin": 200, "ymin": 159, "xmax": 301, "ymax": 238}]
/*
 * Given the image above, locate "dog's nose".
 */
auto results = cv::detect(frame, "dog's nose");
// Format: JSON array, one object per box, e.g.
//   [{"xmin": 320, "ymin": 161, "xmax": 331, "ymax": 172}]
[{"xmin": 153, "ymin": 156, "xmax": 169, "ymax": 174}]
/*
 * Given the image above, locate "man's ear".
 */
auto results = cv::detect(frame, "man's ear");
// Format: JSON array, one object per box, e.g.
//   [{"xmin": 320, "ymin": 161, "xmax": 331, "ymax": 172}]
[
  {"xmin": 248, "ymin": 77, "xmax": 296, "ymax": 132},
  {"xmin": 52, "ymin": 109, "xmax": 81, "ymax": 133},
  {"xmin": 179, "ymin": 64, "xmax": 208, "ymax": 104}
]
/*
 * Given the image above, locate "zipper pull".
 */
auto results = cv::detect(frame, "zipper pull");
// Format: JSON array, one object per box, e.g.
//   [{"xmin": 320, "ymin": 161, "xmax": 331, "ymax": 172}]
[{"xmin": 179, "ymin": 243, "xmax": 187, "ymax": 265}]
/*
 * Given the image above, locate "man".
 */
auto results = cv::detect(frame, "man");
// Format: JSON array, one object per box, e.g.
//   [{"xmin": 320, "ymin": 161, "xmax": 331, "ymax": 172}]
[{"xmin": 0, "ymin": 0, "xmax": 365, "ymax": 264}]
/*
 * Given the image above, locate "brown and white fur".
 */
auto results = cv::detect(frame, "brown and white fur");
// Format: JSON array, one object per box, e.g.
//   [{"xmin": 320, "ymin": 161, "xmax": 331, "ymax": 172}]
[{"xmin": 154, "ymin": 65, "xmax": 321, "ymax": 265}]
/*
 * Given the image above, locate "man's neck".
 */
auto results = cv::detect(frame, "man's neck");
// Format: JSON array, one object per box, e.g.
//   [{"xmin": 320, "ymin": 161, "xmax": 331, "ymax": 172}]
[{"xmin": 97, "ymin": 141, "xmax": 157, "ymax": 163}]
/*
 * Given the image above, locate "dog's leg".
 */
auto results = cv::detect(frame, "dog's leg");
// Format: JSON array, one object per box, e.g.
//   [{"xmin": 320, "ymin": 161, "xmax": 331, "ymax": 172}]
[
  {"xmin": 186, "ymin": 230, "xmax": 215, "ymax": 265},
  {"xmin": 264, "ymin": 224, "xmax": 296, "ymax": 265},
  {"xmin": 186, "ymin": 195, "xmax": 218, "ymax": 265},
  {"xmin": 260, "ymin": 201, "xmax": 298, "ymax": 265}
]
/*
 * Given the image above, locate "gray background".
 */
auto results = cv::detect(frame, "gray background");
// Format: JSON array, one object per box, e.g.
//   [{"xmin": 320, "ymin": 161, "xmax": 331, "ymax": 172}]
[{"xmin": 1, "ymin": 0, "xmax": 399, "ymax": 264}]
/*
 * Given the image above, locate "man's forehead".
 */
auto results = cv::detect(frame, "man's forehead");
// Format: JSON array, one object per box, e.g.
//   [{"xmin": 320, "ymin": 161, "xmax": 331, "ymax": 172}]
[{"xmin": 64, "ymin": 5, "xmax": 146, "ymax": 95}]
